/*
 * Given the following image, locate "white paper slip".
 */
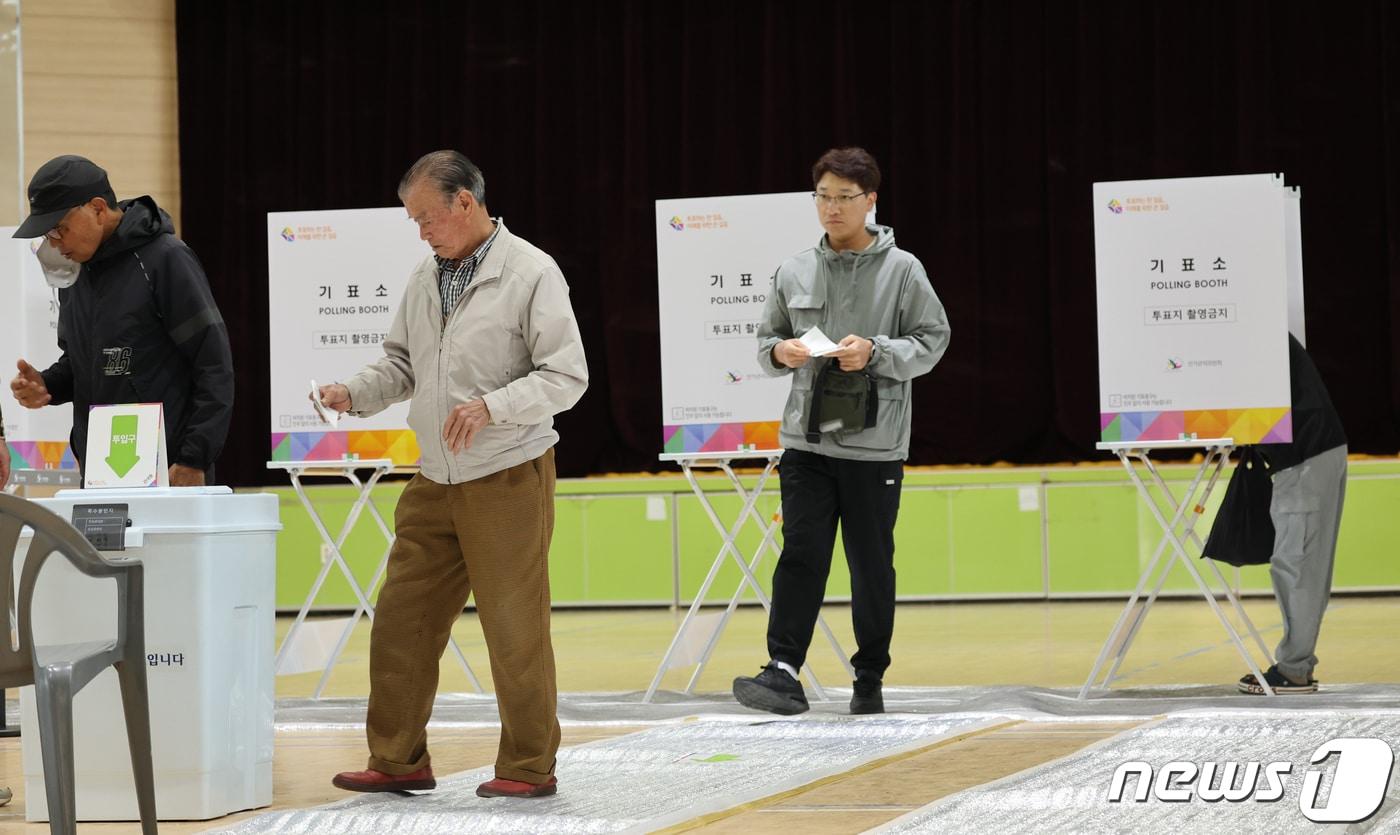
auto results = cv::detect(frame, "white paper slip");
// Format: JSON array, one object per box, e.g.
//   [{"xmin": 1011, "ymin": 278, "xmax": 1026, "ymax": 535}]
[
  {"xmin": 308, "ymin": 379, "xmax": 340, "ymax": 428},
  {"xmin": 799, "ymin": 325, "xmax": 841, "ymax": 357}
]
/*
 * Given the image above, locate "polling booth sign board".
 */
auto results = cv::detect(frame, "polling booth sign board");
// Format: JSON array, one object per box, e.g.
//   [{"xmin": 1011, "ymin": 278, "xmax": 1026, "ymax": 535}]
[
  {"xmin": 655, "ymin": 192, "xmax": 839, "ymax": 454},
  {"xmin": 0, "ymin": 230, "xmax": 76, "ymax": 469},
  {"xmin": 1093, "ymin": 174, "xmax": 1299, "ymax": 445},
  {"xmin": 266, "ymin": 209, "xmax": 424, "ymax": 466}
]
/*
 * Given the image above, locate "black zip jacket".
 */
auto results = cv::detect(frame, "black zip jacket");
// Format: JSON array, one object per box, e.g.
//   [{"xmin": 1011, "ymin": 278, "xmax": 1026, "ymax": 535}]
[
  {"xmin": 1257, "ymin": 334, "xmax": 1347, "ymax": 471},
  {"xmin": 40, "ymin": 196, "xmax": 234, "ymax": 475}
]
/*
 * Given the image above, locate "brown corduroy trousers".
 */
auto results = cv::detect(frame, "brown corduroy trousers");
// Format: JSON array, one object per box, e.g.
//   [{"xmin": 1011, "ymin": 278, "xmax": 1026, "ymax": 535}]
[{"xmin": 364, "ymin": 449, "xmax": 560, "ymax": 783}]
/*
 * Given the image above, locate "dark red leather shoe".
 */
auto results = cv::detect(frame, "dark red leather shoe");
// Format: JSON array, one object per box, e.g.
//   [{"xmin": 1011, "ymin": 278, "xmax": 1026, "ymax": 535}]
[
  {"xmin": 476, "ymin": 775, "xmax": 558, "ymax": 798},
  {"xmin": 332, "ymin": 765, "xmax": 436, "ymax": 792}
]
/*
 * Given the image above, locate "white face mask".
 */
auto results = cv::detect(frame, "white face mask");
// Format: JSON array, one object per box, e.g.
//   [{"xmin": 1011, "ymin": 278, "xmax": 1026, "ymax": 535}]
[{"xmin": 33, "ymin": 238, "xmax": 80, "ymax": 288}]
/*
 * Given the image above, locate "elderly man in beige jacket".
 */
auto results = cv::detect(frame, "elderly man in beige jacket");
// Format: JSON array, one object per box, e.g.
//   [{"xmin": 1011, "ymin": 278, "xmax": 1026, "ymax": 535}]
[{"xmin": 318, "ymin": 150, "xmax": 588, "ymax": 799}]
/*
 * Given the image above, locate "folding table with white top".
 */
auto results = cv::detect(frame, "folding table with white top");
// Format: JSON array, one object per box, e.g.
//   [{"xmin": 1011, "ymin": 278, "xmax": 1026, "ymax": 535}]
[
  {"xmin": 644, "ymin": 450, "xmax": 853, "ymax": 703},
  {"xmin": 266, "ymin": 458, "xmax": 482, "ymax": 696},
  {"xmin": 1078, "ymin": 438, "xmax": 1277, "ymax": 698}
]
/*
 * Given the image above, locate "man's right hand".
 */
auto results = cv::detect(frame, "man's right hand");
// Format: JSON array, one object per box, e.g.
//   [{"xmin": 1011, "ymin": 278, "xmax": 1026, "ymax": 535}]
[
  {"xmin": 11, "ymin": 359, "xmax": 50, "ymax": 408},
  {"xmin": 316, "ymin": 383, "xmax": 353, "ymax": 413},
  {"xmin": 772, "ymin": 339, "xmax": 812, "ymax": 369}
]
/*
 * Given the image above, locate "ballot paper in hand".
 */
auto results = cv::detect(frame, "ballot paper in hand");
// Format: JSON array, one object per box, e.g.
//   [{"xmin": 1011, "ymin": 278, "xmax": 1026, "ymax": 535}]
[
  {"xmin": 799, "ymin": 326, "xmax": 842, "ymax": 357},
  {"xmin": 309, "ymin": 379, "xmax": 340, "ymax": 428}
]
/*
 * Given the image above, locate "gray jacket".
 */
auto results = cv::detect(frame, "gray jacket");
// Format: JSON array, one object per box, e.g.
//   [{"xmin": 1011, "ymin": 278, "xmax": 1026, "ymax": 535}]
[
  {"xmin": 756, "ymin": 224, "xmax": 949, "ymax": 461},
  {"xmin": 344, "ymin": 221, "xmax": 589, "ymax": 484}
]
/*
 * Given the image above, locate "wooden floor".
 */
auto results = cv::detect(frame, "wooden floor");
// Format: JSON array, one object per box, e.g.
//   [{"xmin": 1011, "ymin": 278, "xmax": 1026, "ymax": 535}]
[
  {"xmin": 666, "ymin": 720, "xmax": 1142, "ymax": 834},
  {"xmin": 2, "ymin": 597, "xmax": 1394, "ymax": 833}
]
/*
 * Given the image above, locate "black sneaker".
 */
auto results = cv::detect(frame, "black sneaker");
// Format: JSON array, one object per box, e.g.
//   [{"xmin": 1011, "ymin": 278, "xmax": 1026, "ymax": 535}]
[
  {"xmin": 733, "ymin": 664, "xmax": 809, "ymax": 715},
  {"xmin": 1238, "ymin": 664, "xmax": 1318, "ymax": 695},
  {"xmin": 850, "ymin": 673, "xmax": 884, "ymax": 715}
]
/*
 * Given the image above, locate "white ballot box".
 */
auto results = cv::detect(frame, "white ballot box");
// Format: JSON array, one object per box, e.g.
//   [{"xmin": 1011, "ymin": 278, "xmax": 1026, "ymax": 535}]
[{"xmin": 18, "ymin": 487, "xmax": 281, "ymax": 822}]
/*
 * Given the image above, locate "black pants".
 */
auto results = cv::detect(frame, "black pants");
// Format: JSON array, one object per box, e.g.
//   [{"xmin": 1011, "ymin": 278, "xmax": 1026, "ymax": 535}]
[{"xmin": 767, "ymin": 448, "xmax": 903, "ymax": 678}]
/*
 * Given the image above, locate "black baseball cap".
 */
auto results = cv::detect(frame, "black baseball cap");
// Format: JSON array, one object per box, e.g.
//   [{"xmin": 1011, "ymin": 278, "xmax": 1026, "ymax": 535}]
[{"xmin": 12, "ymin": 155, "xmax": 117, "ymax": 239}]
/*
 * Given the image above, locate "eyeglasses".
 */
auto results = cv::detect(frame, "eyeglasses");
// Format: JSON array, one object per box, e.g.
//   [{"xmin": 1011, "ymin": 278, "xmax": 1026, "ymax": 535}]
[
  {"xmin": 43, "ymin": 207, "xmax": 80, "ymax": 242},
  {"xmin": 812, "ymin": 191, "xmax": 868, "ymax": 208}
]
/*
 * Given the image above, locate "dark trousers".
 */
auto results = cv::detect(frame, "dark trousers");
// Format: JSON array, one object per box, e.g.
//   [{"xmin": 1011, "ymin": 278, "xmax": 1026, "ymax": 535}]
[{"xmin": 766, "ymin": 448, "xmax": 903, "ymax": 678}]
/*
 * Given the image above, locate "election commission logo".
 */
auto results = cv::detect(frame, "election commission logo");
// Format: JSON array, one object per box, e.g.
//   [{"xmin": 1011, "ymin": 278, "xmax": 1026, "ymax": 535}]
[{"xmin": 1108, "ymin": 737, "xmax": 1394, "ymax": 823}]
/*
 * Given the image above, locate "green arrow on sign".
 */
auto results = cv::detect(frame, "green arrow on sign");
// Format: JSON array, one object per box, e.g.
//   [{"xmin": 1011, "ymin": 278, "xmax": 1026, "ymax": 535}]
[{"xmin": 106, "ymin": 414, "xmax": 141, "ymax": 477}]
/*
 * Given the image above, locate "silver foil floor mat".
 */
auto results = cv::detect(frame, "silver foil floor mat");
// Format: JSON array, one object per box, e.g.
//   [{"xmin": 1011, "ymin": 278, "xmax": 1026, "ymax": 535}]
[
  {"xmin": 876, "ymin": 709, "xmax": 1400, "ymax": 833},
  {"xmin": 206, "ymin": 714, "xmax": 1002, "ymax": 834}
]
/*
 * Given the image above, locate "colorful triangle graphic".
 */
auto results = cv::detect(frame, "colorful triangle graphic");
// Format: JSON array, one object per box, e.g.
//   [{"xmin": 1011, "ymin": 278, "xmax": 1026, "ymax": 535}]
[
  {"xmin": 1186, "ymin": 410, "xmax": 1229, "ymax": 439},
  {"xmin": 383, "ymin": 431, "xmax": 421, "ymax": 466},
  {"xmin": 1141, "ymin": 411, "xmax": 1184, "ymax": 440},
  {"xmin": 701, "ymin": 423, "xmax": 745, "ymax": 452},
  {"xmin": 1100, "ymin": 414, "xmax": 1122, "ymax": 442}
]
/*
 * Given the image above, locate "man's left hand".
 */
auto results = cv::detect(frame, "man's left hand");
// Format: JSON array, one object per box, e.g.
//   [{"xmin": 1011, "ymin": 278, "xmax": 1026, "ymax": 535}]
[
  {"xmin": 169, "ymin": 464, "xmax": 205, "ymax": 486},
  {"xmin": 444, "ymin": 398, "xmax": 491, "ymax": 454},
  {"xmin": 832, "ymin": 335, "xmax": 875, "ymax": 372}
]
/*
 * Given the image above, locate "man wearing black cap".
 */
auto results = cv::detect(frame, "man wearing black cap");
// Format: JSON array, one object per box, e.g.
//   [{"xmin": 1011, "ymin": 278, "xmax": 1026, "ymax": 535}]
[{"xmin": 8, "ymin": 155, "xmax": 233, "ymax": 484}]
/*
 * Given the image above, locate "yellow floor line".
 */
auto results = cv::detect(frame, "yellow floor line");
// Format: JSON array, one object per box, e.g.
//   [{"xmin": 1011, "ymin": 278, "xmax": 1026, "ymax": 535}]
[
  {"xmin": 654, "ymin": 719, "xmax": 1023, "ymax": 833},
  {"xmin": 756, "ymin": 804, "xmax": 920, "ymax": 813}
]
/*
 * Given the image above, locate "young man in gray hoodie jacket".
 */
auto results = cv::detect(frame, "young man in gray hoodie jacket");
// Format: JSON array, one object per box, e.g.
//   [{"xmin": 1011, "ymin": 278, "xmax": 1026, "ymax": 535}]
[{"xmin": 734, "ymin": 147, "xmax": 951, "ymax": 715}]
